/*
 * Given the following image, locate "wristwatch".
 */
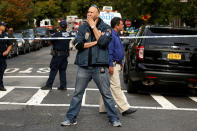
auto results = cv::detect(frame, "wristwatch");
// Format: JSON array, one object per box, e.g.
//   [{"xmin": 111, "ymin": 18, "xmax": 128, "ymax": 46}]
[{"xmin": 91, "ymin": 25, "xmax": 95, "ymax": 29}]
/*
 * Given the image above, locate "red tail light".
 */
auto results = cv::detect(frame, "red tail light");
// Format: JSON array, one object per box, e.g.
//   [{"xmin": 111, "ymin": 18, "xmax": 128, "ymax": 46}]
[
  {"xmin": 136, "ymin": 45, "xmax": 144, "ymax": 60},
  {"xmin": 188, "ymin": 78, "xmax": 197, "ymax": 82},
  {"xmin": 145, "ymin": 76, "xmax": 158, "ymax": 79}
]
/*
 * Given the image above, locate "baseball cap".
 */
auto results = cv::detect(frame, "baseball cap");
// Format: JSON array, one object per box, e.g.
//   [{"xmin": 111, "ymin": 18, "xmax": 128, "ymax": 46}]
[
  {"xmin": 59, "ymin": 20, "xmax": 67, "ymax": 28},
  {"xmin": 0, "ymin": 21, "xmax": 7, "ymax": 26}
]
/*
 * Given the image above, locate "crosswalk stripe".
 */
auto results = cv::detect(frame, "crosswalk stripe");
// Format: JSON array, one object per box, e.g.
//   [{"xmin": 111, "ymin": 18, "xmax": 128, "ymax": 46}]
[
  {"xmin": 27, "ymin": 89, "xmax": 50, "ymax": 105},
  {"xmin": 4, "ymin": 76, "xmax": 49, "ymax": 78},
  {"xmin": 82, "ymin": 90, "xmax": 86, "ymax": 106},
  {"xmin": 0, "ymin": 87, "xmax": 15, "ymax": 99},
  {"xmin": 151, "ymin": 94, "xmax": 177, "ymax": 109},
  {"xmin": 0, "ymin": 102, "xmax": 197, "ymax": 111},
  {"xmin": 189, "ymin": 97, "xmax": 197, "ymax": 103},
  {"xmin": 1, "ymin": 86, "xmax": 197, "ymax": 111}
]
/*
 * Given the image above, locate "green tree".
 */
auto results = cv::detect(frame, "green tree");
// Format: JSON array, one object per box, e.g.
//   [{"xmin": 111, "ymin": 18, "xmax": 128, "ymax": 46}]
[
  {"xmin": 0, "ymin": 0, "xmax": 32, "ymax": 29},
  {"xmin": 34, "ymin": 0, "xmax": 63, "ymax": 26}
]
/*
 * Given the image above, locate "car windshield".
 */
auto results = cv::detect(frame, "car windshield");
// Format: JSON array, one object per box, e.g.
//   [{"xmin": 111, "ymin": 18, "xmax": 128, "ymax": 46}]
[
  {"xmin": 36, "ymin": 27, "xmax": 46, "ymax": 34},
  {"xmin": 13, "ymin": 33, "xmax": 22, "ymax": 38},
  {"xmin": 24, "ymin": 29, "xmax": 34, "ymax": 37}
]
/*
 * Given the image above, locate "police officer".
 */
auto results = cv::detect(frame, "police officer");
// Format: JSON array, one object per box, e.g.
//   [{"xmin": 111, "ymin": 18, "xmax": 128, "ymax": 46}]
[
  {"xmin": 41, "ymin": 20, "xmax": 71, "ymax": 90},
  {"xmin": 0, "ymin": 21, "xmax": 12, "ymax": 91}
]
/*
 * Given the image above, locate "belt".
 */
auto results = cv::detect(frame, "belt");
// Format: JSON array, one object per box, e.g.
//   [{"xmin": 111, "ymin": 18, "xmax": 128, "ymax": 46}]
[
  {"xmin": 51, "ymin": 49, "xmax": 69, "ymax": 56},
  {"xmin": 113, "ymin": 61, "xmax": 121, "ymax": 65}
]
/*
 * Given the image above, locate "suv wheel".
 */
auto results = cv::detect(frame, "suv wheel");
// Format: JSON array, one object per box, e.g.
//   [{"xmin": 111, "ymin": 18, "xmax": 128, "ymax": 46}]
[
  {"xmin": 189, "ymin": 88, "xmax": 197, "ymax": 96},
  {"xmin": 127, "ymin": 79, "xmax": 139, "ymax": 93},
  {"xmin": 23, "ymin": 47, "xmax": 26, "ymax": 54},
  {"xmin": 16, "ymin": 48, "xmax": 19, "ymax": 56},
  {"xmin": 28, "ymin": 44, "xmax": 31, "ymax": 53}
]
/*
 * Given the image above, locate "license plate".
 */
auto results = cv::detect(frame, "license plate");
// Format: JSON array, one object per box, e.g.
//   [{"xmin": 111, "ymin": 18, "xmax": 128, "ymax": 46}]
[{"xmin": 168, "ymin": 53, "xmax": 181, "ymax": 60}]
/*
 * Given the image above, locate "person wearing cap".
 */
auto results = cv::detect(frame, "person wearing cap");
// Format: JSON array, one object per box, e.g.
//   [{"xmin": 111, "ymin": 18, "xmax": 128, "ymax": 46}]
[
  {"xmin": 41, "ymin": 20, "xmax": 72, "ymax": 90},
  {"xmin": 61, "ymin": 5, "xmax": 121, "ymax": 127},
  {"xmin": 0, "ymin": 22, "xmax": 12, "ymax": 91}
]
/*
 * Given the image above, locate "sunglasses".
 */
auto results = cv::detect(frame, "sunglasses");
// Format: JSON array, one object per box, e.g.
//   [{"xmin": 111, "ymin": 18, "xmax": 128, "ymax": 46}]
[{"xmin": 90, "ymin": 4, "xmax": 100, "ymax": 12}]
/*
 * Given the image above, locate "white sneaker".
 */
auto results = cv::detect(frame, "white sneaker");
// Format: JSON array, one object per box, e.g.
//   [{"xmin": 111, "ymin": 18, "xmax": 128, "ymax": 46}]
[
  {"xmin": 111, "ymin": 120, "xmax": 122, "ymax": 127},
  {"xmin": 61, "ymin": 120, "xmax": 77, "ymax": 126}
]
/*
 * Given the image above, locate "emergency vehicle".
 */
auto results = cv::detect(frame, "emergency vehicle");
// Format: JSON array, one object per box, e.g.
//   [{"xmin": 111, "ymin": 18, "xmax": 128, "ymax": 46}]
[
  {"xmin": 40, "ymin": 19, "xmax": 53, "ymax": 29},
  {"xmin": 99, "ymin": 6, "xmax": 122, "ymax": 25}
]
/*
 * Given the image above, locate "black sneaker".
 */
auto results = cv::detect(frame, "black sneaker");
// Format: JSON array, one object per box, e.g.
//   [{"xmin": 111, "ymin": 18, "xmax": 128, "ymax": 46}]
[
  {"xmin": 58, "ymin": 87, "xmax": 67, "ymax": 90},
  {"xmin": 41, "ymin": 86, "xmax": 52, "ymax": 90},
  {"xmin": 99, "ymin": 112, "xmax": 107, "ymax": 114},
  {"xmin": 122, "ymin": 108, "xmax": 137, "ymax": 116},
  {"xmin": 0, "ymin": 86, "xmax": 6, "ymax": 91}
]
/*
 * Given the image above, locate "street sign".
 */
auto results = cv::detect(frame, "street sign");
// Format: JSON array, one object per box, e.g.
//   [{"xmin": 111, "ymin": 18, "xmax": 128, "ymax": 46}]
[{"xmin": 125, "ymin": 20, "xmax": 131, "ymax": 27}]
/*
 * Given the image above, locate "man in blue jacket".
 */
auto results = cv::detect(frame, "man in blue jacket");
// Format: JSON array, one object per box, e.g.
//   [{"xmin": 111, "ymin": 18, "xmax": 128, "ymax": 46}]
[
  {"xmin": 99, "ymin": 17, "xmax": 137, "ymax": 116},
  {"xmin": 61, "ymin": 5, "xmax": 121, "ymax": 127}
]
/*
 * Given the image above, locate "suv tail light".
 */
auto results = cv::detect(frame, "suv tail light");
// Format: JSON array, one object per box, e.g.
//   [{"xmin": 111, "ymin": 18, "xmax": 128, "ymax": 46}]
[
  {"xmin": 188, "ymin": 78, "xmax": 197, "ymax": 82},
  {"xmin": 136, "ymin": 45, "xmax": 144, "ymax": 60}
]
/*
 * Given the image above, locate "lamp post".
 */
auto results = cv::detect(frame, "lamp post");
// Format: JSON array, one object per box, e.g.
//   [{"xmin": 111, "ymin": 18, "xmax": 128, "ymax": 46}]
[
  {"xmin": 32, "ymin": 0, "xmax": 36, "ymax": 27},
  {"xmin": 177, "ymin": 0, "xmax": 188, "ymax": 27}
]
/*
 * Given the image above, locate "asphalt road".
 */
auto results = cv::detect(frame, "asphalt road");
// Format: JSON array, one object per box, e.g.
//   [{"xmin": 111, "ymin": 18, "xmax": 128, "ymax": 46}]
[{"xmin": 0, "ymin": 46, "xmax": 197, "ymax": 131}]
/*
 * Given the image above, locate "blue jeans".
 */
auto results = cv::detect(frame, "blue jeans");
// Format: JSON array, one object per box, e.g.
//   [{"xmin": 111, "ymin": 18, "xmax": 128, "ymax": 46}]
[{"xmin": 66, "ymin": 66, "xmax": 119, "ymax": 123}]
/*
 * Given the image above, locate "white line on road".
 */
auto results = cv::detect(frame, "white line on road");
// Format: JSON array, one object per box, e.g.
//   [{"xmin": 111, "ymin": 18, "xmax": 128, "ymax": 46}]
[
  {"xmin": 0, "ymin": 87, "xmax": 15, "ymax": 99},
  {"xmin": 0, "ymin": 102, "xmax": 197, "ymax": 111},
  {"xmin": 189, "ymin": 97, "xmax": 197, "ymax": 103},
  {"xmin": 4, "ymin": 76, "xmax": 49, "ymax": 78},
  {"xmin": 82, "ymin": 90, "xmax": 86, "ymax": 106},
  {"xmin": 151, "ymin": 94, "xmax": 177, "ymax": 109},
  {"xmin": 1, "ymin": 86, "xmax": 197, "ymax": 111},
  {"xmin": 27, "ymin": 89, "xmax": 50, "ymax": 105},
  {"xmin": 5, "ymin": 86, "xmax": 107, "ymax": 91}
]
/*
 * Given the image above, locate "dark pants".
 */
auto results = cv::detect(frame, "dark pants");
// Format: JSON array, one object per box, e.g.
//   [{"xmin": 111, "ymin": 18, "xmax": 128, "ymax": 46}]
[
  {"xmin": 46, "ymin": 55, "xmax": 68, "ymax": 88},
  {"xmin": 0, "ymin": 57, "xmax": 7, "ymax": 86}
]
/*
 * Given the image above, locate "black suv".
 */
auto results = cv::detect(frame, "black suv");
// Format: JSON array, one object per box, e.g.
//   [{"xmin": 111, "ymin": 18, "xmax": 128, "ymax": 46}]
[{"xmin": 123, "ymin": 25, "xmax": 197, "ymax": 94}]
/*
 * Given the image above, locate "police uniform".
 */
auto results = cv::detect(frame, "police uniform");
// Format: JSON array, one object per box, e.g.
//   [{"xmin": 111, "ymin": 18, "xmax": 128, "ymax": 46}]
[
  {"xmin": 0, "ymin": 23, "xmax": 12, "ymax": 91},
  {"xmin": 41, "ymin": 20, "xmax": 71, "ymax": 90}
]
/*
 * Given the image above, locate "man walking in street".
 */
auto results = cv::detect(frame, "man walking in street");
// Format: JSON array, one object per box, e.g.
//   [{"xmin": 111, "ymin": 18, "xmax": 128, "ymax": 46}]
[
  {"xmin": 41, "ymin": 20, "xmax": 70, "ymax": 90},
  {"xmin": 0, "ymin": 22, "xmax": 12, "ymax": 91},
  {"xmin": 61, "ymin": 5, "xmax": 121, "ymax": 127},
  {"xmin": 99, "ymin": 17, "xmax": 137, "ymax": 116}
]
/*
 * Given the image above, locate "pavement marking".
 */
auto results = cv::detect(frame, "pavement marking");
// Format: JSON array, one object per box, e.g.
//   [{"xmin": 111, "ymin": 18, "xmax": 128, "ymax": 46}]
[
  {"xmin": 1, "ymin": 86, "xmax": 197, "ymax": 111},
  {"xmin": 0, "ymin": 102, "xmax": 197, "ymax": 111},
  {"xmin": 26, "ymin": 89, "xmax": 50, "ymax": 105},
  {"xmin": 0, "ymin": 87, "xmax": 15, "ymax": 99},
  {"xmin": 6, "ymin": 86, "xmax": 41, "ymax": 89},
  {"xmin": 5, "ymin": 86, "xmax": 103, "ymax": 91},
  {"xmin": 151, "ymin": 94, "xmax": 177, "ymax": 109},
  {"xmin": 189, "ymin": 97, "xmax": 197, "ymax": 103},
  {"xmin": 4, "ymin": 76, "xmax": 49, "ymax": 78},
  {"xmin": 82, "ymin": 90, "xmax": 86, "ymax": 106},
  {"xmin": 19, "ymin": 68, "xmax": 33, "ymax": 74}
]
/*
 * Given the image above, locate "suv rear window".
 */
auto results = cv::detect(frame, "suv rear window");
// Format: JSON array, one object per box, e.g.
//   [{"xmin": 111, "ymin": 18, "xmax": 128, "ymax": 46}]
[{"xmin": 145, "ymin": 28, "xmax": 197, "ymax": 45}]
